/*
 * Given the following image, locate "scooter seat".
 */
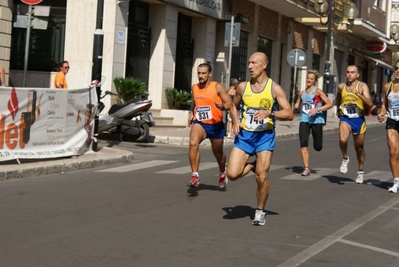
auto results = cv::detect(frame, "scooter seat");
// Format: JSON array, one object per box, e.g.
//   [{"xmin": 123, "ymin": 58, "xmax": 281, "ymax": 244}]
[
  {"xmin": 108, "ymin": 98, "xmax": 151, "ymax": 115},
  {"xmin": 109, "ymin": 103, "xmax": 128, "ymax": 114}
]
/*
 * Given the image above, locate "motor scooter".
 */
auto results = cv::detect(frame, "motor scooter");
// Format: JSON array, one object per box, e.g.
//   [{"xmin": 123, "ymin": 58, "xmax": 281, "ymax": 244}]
[{"xmin": 97, "ymin": 90, "xmax": 155, "ymax": 142}]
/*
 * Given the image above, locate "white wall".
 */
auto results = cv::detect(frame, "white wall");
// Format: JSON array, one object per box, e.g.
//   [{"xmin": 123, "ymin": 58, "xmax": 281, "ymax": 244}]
[
  {"xmin": 64, "ymin": 0, "xmax": 128, "ymax": 113},
  {"xmin": 149, "ymin": 4, "xmax": 178, "ymax": 109}
]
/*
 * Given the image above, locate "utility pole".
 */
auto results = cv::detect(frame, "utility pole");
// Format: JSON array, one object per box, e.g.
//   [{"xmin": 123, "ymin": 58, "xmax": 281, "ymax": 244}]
[
  {"xmin": 92, "ymin": 0, "xmax": 104, "ymax": 152},
  {"xmin": 324, "ymin": 0, "xmax": 333, "ymax": 94},
  {"xmin": 322, "ymin": 0, "xmax": 334, "ymax": 123}
]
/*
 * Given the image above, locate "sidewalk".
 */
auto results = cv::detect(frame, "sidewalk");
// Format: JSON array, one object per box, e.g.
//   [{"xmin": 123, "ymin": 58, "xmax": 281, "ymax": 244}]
[
  {"xmin": 0, "ymin": 114, "xmax": 383, "ymax": 180},
  {"xmin": 151, "ymin": 114, "xmax": 382, "ymax": 146}
]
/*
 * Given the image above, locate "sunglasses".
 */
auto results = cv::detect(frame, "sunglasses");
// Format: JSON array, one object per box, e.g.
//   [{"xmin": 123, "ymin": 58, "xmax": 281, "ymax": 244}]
[
  {"xmin": 64, "ymin": 66, "xmax": 70, "ymax": 69},
  {"xmin": 395, "ymin": 66, "xmax": 399, "ymax": 71}
]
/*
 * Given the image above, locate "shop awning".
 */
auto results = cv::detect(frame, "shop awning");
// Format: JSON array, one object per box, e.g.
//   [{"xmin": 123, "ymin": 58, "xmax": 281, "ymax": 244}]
[{"xmin": 365, "ymin": 56, "xmax": 394, "ymax": 71}]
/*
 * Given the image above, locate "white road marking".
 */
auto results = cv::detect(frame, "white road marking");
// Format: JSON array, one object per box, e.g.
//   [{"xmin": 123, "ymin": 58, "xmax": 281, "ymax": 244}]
[
  {"xmin": 363, "ymin": 171, "xmax": 393, "ymax": 185},
  {"xmin": 96, "ymin": 160, "xmax": 178, "ymax": 172},
  {"xmin": 277, "ymin": 197, "xmax": 399, "ymax": 267},
  {"xmin": 156, "ymin": 162, "xmax": 219, "ymax": 174},
  {"xmin": 281, "ymin": 168, "xmax": 335, "ymax": 181},
  {"xmin": 338, "ymin": 239, "xmax": 399, "ymax": 257}
]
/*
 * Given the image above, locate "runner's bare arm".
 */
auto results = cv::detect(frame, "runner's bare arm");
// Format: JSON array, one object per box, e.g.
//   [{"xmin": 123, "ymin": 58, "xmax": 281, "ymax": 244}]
[
  {"xmin": 377, "ymin": 82, "xmax": 389, "ymax": 122},
  {"xmin": 294, "ymin": 91, "xmax": 302, "ymax": 110},
  {"xmin": 358, "ymin": 82, "xmax": 373, "ymax": 107},
  {"xmin": 230, "ymin": 81, "xmax": 245, "ymax": 135},
  {"xmin": 215, "ymin": 82, "xmax": 232, "ymax": 110},
  {"xmin": 272, "ymin": 83, "xmax": 294, "ymax": 121},
  {"xmin": 335, "ymin": 83, "xmax": 344, "ymax": 117}
]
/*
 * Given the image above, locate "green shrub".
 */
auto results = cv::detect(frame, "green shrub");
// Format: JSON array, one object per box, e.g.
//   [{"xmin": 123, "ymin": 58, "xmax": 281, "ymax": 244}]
[
  {"xmin": 113, "ymin": 77, "xmax": 149, "ymax": 104},
  {"xmin": 165, "ymin": 88, "xmax": 192, "ymax": 110}
]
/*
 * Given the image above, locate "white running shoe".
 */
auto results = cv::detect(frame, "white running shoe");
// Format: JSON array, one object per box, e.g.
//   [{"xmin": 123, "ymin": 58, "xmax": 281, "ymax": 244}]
[
  {"xmin": 388, "ymin": 180, "xmax": 399, "ymax": 193},
  {"xmin": 355, "ymin": 171, "xmax": 364, "ymax": 184},
  {"xmin": 340, "ymin": 157, "xmax": 349, "ymax": 174},
  {"xmin": 252, "ymin": 209, "xmax": 266, "ymax": 226},
  {"xmin": 301, "ymin": 168, "xmax": 310, "ymax": 176}
]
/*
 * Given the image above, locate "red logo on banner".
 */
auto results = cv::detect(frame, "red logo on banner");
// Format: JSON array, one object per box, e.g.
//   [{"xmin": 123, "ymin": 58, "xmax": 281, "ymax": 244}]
[
  {"xmin": 365, "ymin": 40, "xmax": 387, "ymax": 53},
  {"xmin": 7, "ymin": 88, "xmax": 19, "ymax": 121},
  {"xmin": 21, "ymin": 0, "xmax": 43, "ymax": 5}
]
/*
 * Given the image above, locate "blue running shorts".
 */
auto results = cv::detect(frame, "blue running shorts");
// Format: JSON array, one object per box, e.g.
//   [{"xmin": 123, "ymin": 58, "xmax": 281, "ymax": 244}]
[
  {"xmin": 339, "ymin": 115, "xmax": 366, "ymax": 135},
  {"xmin": 193, "ymin": 121, "xmax": 225, "ymax": 139},
  {"xmin": 233, "ymin": 129, "xmax": 276, "ymax": 155}
]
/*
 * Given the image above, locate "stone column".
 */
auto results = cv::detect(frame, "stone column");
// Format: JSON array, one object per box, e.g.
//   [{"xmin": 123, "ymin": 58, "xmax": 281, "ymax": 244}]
[
  {"xmin": 0, "ymin": 0, "xmax": 12, "ymax": 86},
  {"xmin": 148, "ymin": 4, "xmax": 178, "ymax": 109}
]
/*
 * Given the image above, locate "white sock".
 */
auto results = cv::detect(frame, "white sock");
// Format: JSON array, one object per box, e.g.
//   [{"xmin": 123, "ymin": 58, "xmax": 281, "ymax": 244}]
[{"xmin": 192, "ymin": 172, "xmax": 199, "ymax": 177}]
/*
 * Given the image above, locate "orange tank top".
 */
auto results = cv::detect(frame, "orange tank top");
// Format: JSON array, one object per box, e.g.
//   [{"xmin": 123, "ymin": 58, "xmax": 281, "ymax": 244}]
[{"xmin": 192, "ymin": 81, "xmax": 223, "ymax": 124}]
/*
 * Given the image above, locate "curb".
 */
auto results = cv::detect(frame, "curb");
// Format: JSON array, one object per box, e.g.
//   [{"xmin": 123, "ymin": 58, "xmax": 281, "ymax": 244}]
[{"xmin": 0, "ymin": 147, "xmax": 134, "ymax": 181}]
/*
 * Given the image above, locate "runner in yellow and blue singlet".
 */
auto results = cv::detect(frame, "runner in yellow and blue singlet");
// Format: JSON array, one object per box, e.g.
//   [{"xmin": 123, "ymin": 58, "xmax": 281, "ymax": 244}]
[
  {"xmin": 235, "ymin": 77, "xmax": 277, "ymax": 155},
  {"xmin": 339, "ymin": 81, "xmax": 367, "ymax": 134},
  {"xmin": 336, "ymin": 65, "xmax": 372, "ymax": 184},
  {"xmin": 227, "ymin": 52, "xmax": 293, "ymax": 226}
]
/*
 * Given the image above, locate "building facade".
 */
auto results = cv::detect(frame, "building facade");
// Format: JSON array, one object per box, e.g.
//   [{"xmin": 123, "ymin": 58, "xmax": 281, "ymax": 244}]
[
  {"xmin": 0, "ymin": 0, "xmax": 12, "ymax": 85},
  {"xmin": 2, "ymin": 0, "xmax": 395, "ymax": 125}
]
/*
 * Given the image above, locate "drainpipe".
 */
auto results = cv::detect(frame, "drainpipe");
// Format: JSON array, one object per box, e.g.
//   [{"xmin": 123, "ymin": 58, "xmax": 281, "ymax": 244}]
[{"xmin": 92, "ymin": 0, "xmax": 104, "ymax": 152}]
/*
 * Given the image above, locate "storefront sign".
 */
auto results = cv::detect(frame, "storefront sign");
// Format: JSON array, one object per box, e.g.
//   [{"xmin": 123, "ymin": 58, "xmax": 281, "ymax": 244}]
[
  {"xmin": 21, "ymin": 0, "xmax": 43, "ymax": 5},
  {"xmin": 162, "ymin": 0, "xmax": 223, "ymax": 19},
  {"xmin": 365, "ymin": 40, "xmax": 387, "ymax": 53},
  {"xmin": 0, "ymin": 87, "xmax": 97, "ymax": 162}
]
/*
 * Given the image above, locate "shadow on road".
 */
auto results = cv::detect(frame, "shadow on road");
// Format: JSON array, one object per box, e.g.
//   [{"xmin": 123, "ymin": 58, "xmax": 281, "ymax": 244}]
[
  {"xmin": 187, "ymin": 183, "xmax": 226, "ymax": 197},
  {"xmin": 322, "ymin": 175, "xmax": 354, "ymax": 185},
  {"xmin": 222, "ymin": 205, "xmax": 279, "ymax": 220}
]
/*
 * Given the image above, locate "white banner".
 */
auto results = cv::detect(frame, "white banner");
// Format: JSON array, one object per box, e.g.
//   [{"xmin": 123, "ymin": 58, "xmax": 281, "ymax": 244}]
[
  {"xmin": 161, "ymin": 0, "xmax": 223, "ymax": 19},
  {"xmin": 0, "ymin": 87, "xmax": 98, "ymax": 162}
]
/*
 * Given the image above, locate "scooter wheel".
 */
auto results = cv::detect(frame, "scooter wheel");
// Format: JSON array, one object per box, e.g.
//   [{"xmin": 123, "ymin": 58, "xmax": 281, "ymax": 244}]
[{"xmin": 123, "ymin": 123, "xmax": 150, "ymax": 142}]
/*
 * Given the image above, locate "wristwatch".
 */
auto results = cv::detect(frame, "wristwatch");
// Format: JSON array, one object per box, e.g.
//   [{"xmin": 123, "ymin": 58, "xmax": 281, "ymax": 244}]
[{"xmin": 270, "ymin": 111, "xmax": 275, "ymax": 119}]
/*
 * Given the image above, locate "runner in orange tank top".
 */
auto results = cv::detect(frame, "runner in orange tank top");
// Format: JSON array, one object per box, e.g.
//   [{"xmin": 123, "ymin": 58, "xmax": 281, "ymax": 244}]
[{"xmin": 187, "ymin": 63, "xmax": 233, "ymax": 190}]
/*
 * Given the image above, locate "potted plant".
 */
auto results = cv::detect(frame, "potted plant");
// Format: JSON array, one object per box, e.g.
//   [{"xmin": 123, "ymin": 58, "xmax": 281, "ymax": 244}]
[
  {"xmin": 165, "ymin": 88, "xmax": 192, "ymax": 110},
  {"xmin": 113, "ymin": 77, "xmax": 149, "ymax": 104}
]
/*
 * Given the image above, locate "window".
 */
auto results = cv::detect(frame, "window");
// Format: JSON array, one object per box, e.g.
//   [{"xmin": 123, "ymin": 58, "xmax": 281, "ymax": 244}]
[
  {"xmin": 334, "ymin": 50, "xmax": 344, "ymax": 82},
  {"xmin": 10, "ymin": 0, "xmax": 67, "ymax": 72},
  {"xmin": 312, "ymin": 54, "xmax": 320, "ymax": 73},
  {"xmin": 258, "ymin": 37, "xmax": 273, "ymax": 77},
  {"xmin": 231, "ymin": 31, "xmax": 248, "ymax": 81}
]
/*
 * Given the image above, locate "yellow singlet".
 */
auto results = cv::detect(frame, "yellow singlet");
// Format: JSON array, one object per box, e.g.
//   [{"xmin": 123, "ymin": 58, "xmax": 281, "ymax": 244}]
[{"xmin": 241, "ymin": 78, "xmax": 276, "ymax": 131}]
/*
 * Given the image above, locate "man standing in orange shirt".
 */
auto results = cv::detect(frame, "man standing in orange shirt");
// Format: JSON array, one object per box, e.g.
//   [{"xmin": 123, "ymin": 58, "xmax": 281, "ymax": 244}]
[
  {"xmin": 187, "ymin": 63, "xmax": 233, "ymax": 189},
  {"xmin": 54, "ymin": 61, "xmax": 69, "ymax": 89},
  {"xmin": 0, "ymin": 65, "xmax": 6, "ymax": 86}
]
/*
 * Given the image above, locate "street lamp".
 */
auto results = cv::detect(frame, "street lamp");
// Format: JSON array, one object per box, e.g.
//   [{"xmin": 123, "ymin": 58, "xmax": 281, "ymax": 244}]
[
  {"xmin": 314, "ymin": 0, "xmax": 359, "ymax": 94},
  {"xmin": 343, "ymin": 5, "xmax": 359, "ymax": 22},
  {"xmin": 315, "ymin": 0, "xmax": 329, "ymax": 26},
  {"xmin": 390, "ymin": 24, "xmax": 399, "ymax": 46},
  {"xmin": 336, "ymin": 3, "xmax": 359, "ymax": 31}
]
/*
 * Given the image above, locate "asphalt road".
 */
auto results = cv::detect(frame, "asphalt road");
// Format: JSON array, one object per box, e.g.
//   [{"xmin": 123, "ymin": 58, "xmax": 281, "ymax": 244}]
[{"xmin": 0, "ymin": 125, "xmax": 398, "ymax": 267}]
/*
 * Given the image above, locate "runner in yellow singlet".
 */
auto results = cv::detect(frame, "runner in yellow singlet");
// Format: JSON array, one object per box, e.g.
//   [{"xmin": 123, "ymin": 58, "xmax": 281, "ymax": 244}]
[
  {"xmin": 336, "ymin": 65, "xmax": 372, "ymax": 184},
  {"xmin": 227, "ymin": 52, "xmax": 293, "ymax": 226}
]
